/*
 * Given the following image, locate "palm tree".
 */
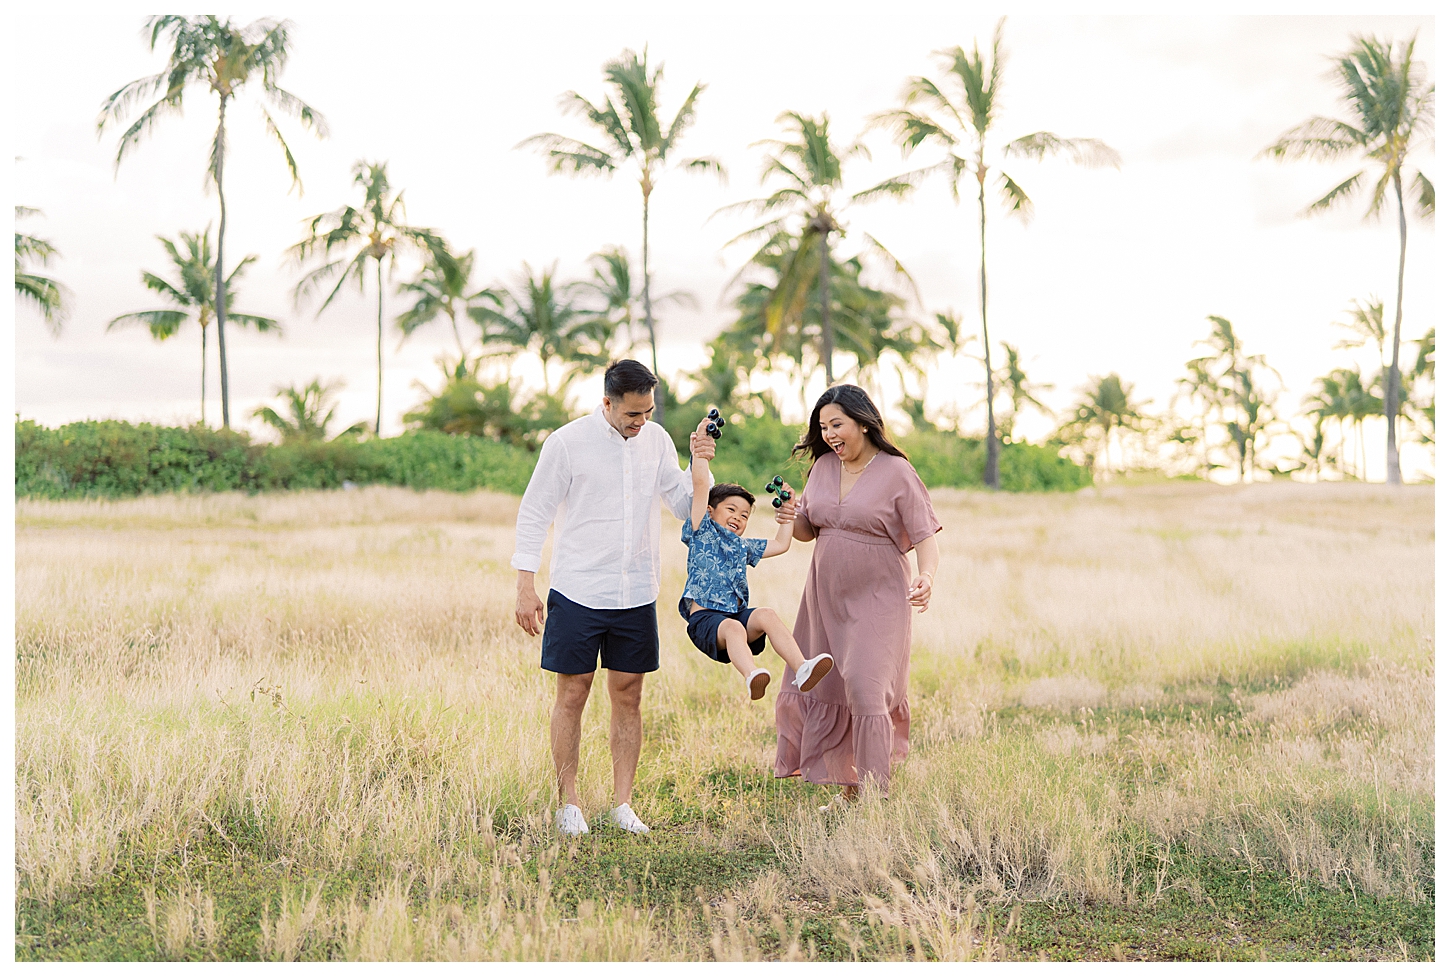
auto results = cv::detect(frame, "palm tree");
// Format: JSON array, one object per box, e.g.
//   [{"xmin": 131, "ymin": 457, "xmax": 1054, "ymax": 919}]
[
  {"xmin": 291, "ymin": 161, "xmax": 444, "ymax": 436},
  {"xmin": 520, "ymin": 47, "xmax": 724, "ymax": 416},
  {"xmin": 1057, "ymin": 374, "xmax": 1147, "ymax": 478},
  {"xmin": 873, "ymin": 17, "xmax": 1120, "ymax": 489},
  {"xmin": 252, "ymin": 378, "xmax": 364, "ymax": 443},
  {"xmin": 719, "ymin": 111, "xmax": 915, "ymax": 388},
  {"xmin": 396, "ymin": 242, "xmax": 491, "ymax": 361},
  {"xmin": 1193, "ymin": 316, "xmax": 1282, "ymax": 483},
  {"xmin": 1303, "ymin": 371, "xmax": 1351, "ymax": 478},
  {"xmin": 99, "ymin": 15, "xmax": 326, "ymax": 429},
  {"xmin": 1405, "ymin": 327, "xmax": 1435, "ymax": 445},
  {"xmin": 1261, "ymin": 33, "xmax": 1434, "ymax": 485},
  {"xmin": 993, "ymin": 342, "xmax": 1053, "ymax": 442},
  {"xmin": 472, "ymin": 264, "xmax": 611, "ymax": 398},
  {"xmin": 579, "ymin": 246, "xmax": 696, "ymax": 359},
  {"xmin": 14, "ymin": 206, "xmax": 66, "ymax": 332},
  {"xmin": 107, "ymin": 229, "xmax": 278, "ymax": 426}
]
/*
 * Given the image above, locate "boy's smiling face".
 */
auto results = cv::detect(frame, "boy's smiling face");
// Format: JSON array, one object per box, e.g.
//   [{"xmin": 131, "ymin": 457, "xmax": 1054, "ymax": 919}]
[{"xmin": 708, "ymin": 496, "xmax": 752, "ymax": 537}]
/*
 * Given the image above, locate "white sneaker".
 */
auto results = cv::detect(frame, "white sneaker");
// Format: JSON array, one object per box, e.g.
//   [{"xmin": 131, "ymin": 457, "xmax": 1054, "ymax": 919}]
[
  {"xmin": 556, "ymin": 804, "xmax": 589, "ymax": 837},
  {"xmin": 747, "ymin": 667, "xmax": 771, "ymax": 700},
  {"xmin": 794, "ymin": 654, "xmax": 834, "ymax": 693},
  {"xmin": 610, "ymin": 803, "xmax": 651, "ymax": 835}
]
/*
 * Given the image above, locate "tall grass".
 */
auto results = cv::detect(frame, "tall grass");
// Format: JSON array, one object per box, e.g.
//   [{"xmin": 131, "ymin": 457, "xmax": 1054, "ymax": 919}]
[{"xmin": 15, "ymin": 482, "xmax": 1433, "ymax": 960}]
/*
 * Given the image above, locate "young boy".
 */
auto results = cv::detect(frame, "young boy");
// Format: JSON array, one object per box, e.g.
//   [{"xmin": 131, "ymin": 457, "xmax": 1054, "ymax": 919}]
[{"xmin": 680, "ymin": 417, "xmax": 834, "ymax": 699}]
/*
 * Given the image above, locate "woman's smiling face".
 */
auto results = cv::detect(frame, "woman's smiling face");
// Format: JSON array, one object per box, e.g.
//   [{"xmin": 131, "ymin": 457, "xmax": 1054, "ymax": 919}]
[{"xmin": 819, "ymin": 403, "xmax": 867, "ymax": 461}]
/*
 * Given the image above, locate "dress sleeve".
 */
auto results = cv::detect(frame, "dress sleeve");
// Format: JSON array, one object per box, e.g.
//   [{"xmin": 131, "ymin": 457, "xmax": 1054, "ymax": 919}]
[
  {"xmin": 745, "ymin": 537, "xmax": 769, "ymax": 566},
  {"xmin": 891, "ymin": 458, "xmax": 942, "ymax": 553}
]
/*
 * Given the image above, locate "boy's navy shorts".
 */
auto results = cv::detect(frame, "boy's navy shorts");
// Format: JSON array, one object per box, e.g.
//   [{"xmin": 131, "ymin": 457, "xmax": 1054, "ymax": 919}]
[
  {"xmin": 685, "ymin": 605, "xmax": 765, "ymax": 663},
  {"xmin": 541, "ymin": 589, "xmax": 659, "ymax": 674}
]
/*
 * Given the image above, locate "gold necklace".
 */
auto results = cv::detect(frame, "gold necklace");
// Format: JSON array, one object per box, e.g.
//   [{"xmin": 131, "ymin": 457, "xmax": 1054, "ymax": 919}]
[{"xmin": 842, "ymin": 450, "xmax": 879, "ymax": 476}]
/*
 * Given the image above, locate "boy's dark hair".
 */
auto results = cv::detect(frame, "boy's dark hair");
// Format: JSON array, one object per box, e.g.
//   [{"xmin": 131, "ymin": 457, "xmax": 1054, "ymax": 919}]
[
  {"xmin": 708, "ymin": 483, "xmax": 755, "ymax": 509},
  {"xmin": 603, "ymin": 359, "xmax": 658, "ymax": 399}
]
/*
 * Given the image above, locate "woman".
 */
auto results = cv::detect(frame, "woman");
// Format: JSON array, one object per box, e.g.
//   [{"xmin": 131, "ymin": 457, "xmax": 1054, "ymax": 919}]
[{"xmin": 775, "ymin": 384, "xmax": 941, "ymax": 800}]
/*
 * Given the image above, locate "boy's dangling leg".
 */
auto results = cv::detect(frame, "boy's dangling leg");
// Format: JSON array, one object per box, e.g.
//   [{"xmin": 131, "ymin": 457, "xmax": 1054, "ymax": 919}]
[
  {"xmin": 716, "ymin": 618, "xmax": 756, "ymax": 678},
  {"xmin": 744, "ymin": 608, "xmax": 804, "ymax": 671},
  {"xmin": 717, "ymin": 618, "xmax": 770, "ymax": 699}
]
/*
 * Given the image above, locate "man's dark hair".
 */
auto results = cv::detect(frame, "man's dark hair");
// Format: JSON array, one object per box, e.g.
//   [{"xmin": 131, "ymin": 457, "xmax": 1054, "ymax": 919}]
[
  {"xmin": 603, "ymin": 359, "xmax": 658, "ymax": 399},
  {"xmin": 708, "ymin": 483, "xmax": 755, "ymax": 509}
]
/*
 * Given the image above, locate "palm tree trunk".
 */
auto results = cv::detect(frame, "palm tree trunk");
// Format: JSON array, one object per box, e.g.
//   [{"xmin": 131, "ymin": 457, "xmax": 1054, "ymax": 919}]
[
  {"xmin": 201, "ymin": 320, "xmax": 207, "ymax": 426},
  {"xmin": 449, "ymin": 308, "xmax": 466, "ymax": 361},
  {"xmin": 214, "ymin": 96, "xmax": 231, "ymax": 429},
  {"xmin": 640, "ymin": 184, "xmax": 662, "ymax": 422},
  {"xmin": 819, "ymin": 226, "xmax": 834, "ymax": 386},
  {"xmin": 978, "ymin": 173, "xmax": 999, "ymax": 490},
  {"xmin": 375, "ymin": 260, "xmax": 384, "ymax": 436},
  {"xmin": 1385, "ymin": 173, "xmax": 1407, "ymax": 484}
]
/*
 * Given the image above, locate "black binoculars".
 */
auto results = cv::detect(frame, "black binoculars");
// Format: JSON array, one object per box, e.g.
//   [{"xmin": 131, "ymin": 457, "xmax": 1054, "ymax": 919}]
[
  {"xmin": 764, "ymin": 475, "xmax": 793, "ymax": 508},
  {"xmin": 705, "ymin": 407, "xmax": 725, "ymax": 440}
]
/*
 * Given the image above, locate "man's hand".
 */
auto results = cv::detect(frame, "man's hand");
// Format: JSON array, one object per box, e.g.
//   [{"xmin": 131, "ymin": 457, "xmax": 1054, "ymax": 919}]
[
  {"xmin": 690, "ymin": 423, "xmax": 716, "ymax": 462},
  {"xmin": 515, "ymin": 571, "xmax": 545, "ymax": 636}
]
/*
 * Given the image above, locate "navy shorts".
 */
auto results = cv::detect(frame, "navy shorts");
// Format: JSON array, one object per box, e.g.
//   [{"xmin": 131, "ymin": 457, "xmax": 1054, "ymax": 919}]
[
  {"xmin": 541, "ymin": 590, "xmax": 659, "ymax": 674},
  {"xmin": 685, "ymin": 606, "xmax": 765, "ymax": 663}
]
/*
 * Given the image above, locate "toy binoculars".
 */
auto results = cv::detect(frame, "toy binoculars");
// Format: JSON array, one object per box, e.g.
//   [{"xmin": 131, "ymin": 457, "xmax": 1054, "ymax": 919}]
[
  {"xmin": 704, "ymin": 407, "xmax": 725, "ymax": 440},
  {"xmin": 764, "ymin": 475, "xmax": 793, "ymax": 509}
]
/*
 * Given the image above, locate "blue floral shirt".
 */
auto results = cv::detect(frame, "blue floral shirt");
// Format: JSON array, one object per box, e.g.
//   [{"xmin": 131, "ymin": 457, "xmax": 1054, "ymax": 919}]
[{"xmin": 679, "ymin": 515, "xmax": 769, "ymax": 619}]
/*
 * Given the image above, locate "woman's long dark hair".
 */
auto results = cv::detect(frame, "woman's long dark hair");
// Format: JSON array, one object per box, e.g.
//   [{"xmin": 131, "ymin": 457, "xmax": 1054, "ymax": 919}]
[{"xmin": 792, "ymin": 384, "xmax": 908, "ymax": 467}]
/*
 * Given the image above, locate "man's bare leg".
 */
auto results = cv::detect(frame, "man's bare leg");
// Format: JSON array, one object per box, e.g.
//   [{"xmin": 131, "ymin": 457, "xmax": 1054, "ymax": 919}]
[
  {"xmin": 552, "ymin": 671, "xmax": 594, "ymax": 807},
  {"xmin": 606, "ymin": 670, "xmax": 644, "ymax": 806}
]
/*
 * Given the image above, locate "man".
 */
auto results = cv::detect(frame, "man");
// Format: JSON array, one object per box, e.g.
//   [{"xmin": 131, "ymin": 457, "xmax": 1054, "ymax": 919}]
[{"xmin": 512, "ymin": 359, "xmax": 711, "ymax": 836}]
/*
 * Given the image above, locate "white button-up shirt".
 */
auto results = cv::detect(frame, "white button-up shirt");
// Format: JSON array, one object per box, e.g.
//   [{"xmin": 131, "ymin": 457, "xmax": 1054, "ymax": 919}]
[{"xmin": 510, "ymin": 406, "xmax": 700, "ymax": 610}]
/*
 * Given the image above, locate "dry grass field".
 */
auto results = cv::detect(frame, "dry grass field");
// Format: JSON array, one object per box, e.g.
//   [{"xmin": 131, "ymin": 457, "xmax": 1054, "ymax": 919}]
[{"xmin": 14, "ymin": 481, "xmax": 1434, "ymax": 960}]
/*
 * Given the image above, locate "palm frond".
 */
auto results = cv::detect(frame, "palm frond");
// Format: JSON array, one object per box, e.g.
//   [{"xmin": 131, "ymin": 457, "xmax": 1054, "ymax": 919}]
[
  {"xmin": 558, "ymin": 90, "xmax": 633, "ymax": 158},
  {"xmin": 515, "ymin": 132, "xmax": 617, "ymax": 174},
  {"xmin": 1304, "ymin": 170, "xmax": 1365, "ymax": 215},
  {"xmin": 1412, "ymin": 170, "xmax": 1434, "ymax": 218},
  {"xmin": 860, "ymin": 233, "xmax": 922, "ymax": 306},
  {"xmin": 261, "ymin": 82, "xmax": 329, "ymax": 138},
  {"xmin": 107, "ymin": 308, "xmax": 189, "ymax": 339},
  {"xmin": 1259, "ymin": 117, "xmax": 1367, "ymax": 162},
  {"xmin": 260, "ymin": 105, "xmax": 303, "ymax": 194},
  {"xmin": 850, "ymin": 178, "xmax": 919, "ymax": 205},
  {"xmin": 662, "ymin": 81, "xmax": 706, "ymax": 154},
  {"xmin": 1003, "ymin": 132, "xmax": 1122, "ymax": 168},
  {"xmin": 999, "ymin": 172, "xmax": 1034, "ymax": 222},
  {"xmin": 228, "ymin": 313, "xmax": 281, "ymax": 333},
  {"xmin": 680, "ymin": 155, "xmax": 727, "ymax": 183}
]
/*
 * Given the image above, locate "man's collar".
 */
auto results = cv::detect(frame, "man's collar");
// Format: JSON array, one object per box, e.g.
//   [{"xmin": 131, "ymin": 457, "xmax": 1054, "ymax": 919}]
[{"xmin": 594, "ymin": 404, "xmax": 626, "ymax": 442}]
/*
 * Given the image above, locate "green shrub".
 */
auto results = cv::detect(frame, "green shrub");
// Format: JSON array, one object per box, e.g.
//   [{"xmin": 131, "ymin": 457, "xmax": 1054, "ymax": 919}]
[
  {"xmin": 665, "ymin": 409, "xmax": 1089, "ymax": 494},
  {"xmin": 15, "ymin": 415, "xmax": 1088, "ymax": 500},
  {"xmin": 14, "ymin": 419, "xmax": 536, "ymax": 499}
]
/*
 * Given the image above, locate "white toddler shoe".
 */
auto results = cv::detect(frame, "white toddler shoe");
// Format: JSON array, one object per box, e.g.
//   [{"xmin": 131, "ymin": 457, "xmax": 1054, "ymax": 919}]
[
  {"xmin": 747, "ymin": 667, "xmax": 771, "ymax": 700},
  {"xmin": 794, "ymin": 654, "xmax": 835, "ymax": 692}
]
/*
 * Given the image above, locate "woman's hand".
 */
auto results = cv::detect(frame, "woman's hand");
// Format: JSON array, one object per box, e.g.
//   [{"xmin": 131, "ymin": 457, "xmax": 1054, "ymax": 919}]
[
  {"xmin": 774, "ymin": 482, "xmax": 798, "ymax": 523},
  {"xmin": 907, "ymin": 572, "xmax": 933, "ymax": 612}
]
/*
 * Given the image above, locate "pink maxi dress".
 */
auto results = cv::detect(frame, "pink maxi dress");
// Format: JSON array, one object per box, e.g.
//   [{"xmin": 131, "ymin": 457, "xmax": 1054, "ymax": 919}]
[{"xmin": 775, "ymin": 451, "xmax": 942, "ymax": 792}]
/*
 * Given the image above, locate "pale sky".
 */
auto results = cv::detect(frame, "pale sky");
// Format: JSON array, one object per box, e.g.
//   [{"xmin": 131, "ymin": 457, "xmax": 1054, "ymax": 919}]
[{"xmin": 10, "ymin": 5, "xmax": 1436, "ymax": 479}]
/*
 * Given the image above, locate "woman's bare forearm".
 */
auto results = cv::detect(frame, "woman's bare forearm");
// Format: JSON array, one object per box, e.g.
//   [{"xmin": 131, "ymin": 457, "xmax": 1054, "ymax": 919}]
[
  {"xmin": 913, "ymin": 533, "xmax": 940, "ymax": 579},
  {"xmin": 792, "ymin": 515, "xmax": 816, "ymax": 542}
]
